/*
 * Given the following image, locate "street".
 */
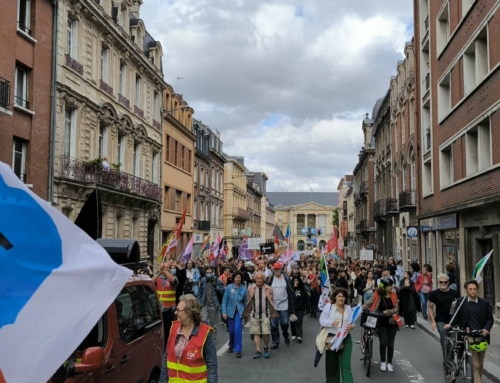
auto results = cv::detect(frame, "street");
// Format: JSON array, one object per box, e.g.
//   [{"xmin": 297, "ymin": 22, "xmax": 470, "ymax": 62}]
[{"xmin": 214, "ymin": 314, "xmax": 494, "ymax": 383}]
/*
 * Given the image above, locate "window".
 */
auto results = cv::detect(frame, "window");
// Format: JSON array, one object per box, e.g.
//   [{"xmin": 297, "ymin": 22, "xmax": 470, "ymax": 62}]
[
  {"xmin": 437, "ymin": 2, "xmax": 450, "ymax": 54},
  {"xmin": 152, "ymin": 152, "xmax": 159, "ymax": 184},
  {"xmin": 154, "ymin": 92, "xmax": 159, "ymax": 120},
  {"xmin": 12, "ymin": 138, "xmax": 27, "ymax": 182},
  {"xmin": 462, "ymin": 0, "xmax": 474, "ymax": 17},
  {"xmin": 115, "ymin": 215, "xmax": 121, "ymax": 238},
  {"xmin": 17, "ymin": 0, "xmax": 31, "ymax": 35},
  {"xmin": 422, "ymin": 102, "xmax": 431, "ymax": 151},
  {"xmin": 463, "ymin": 28, "xmax": 488, "ymax": 95},
  {"xmin": 119, "ymin": 63, "xmax": 127, "ymax": 95},
  {"xmin": 166, "ymin": 135, "xmax": 170, "ymax": 162},
  {"xmin": 411, "ymin": 156, "xmax": 416, "ymax": 190},
  {"xmin": 401, "ymin": 111, "xmax": 406, "ymax": 144},
  {"xmin": 64, "ymin": 108, "xmax": 77, "ymax": 158},
  {"xmin": 438, "ymin": 73, "xmax": 451, "ymax": 120},
  {"xmin": 67, "ymin": 18, "xmax": 78, "ymax": 58},
  {"xmin": 174, "ymin": 142, "xmax": 179, "ymax": 167},
  {"xmin": 466, "ymin": 120, "xmax": 491, "ymax": 176},
  {"xmin": 175, "ymin": 191, "xmax": 181, "ymax": 211},
  {"xmin": 181, "ymin": 146, "xmax": 185, "ymax": 169},
  {"xmin": 194, "ymin": 164, "xmax": 198, "ymax": 184},
  {"xmin": 135, "ymin": 76, "xmax": 141, "ymax": 106},
  {"xmin": 187, "ymin": 150, "xmax": 192, "ymax": 173},
  {"xmin": 133, "ymin": 142, "xmax": 140, "ymax": 176},
  {"xmin": 115, "ymin": 286, "xmax": 162, "ymax": 344},
  {"xmin": 101, "ymin": 47, "xmax": 109, "ymax": 83},
  {"xmin": 15, "ymin": 66, "xmax": 29, "ymax": 109},
  {"xmin": 194, "ymin": 198, "xmax": 198, "ymax": 219},
  {"xmin": 423, "ymin": 159, "xmax": 432, "ymax": 195},
  {"xmin": 440, "ymin": 145, "xmax": 453, "ymax": 187},
  {"xmin": 200, "ymin": 167, "xmax": 204, "ymax": 186},
  {"xmin": 117, "ymin": 135, "xmax": 125, "ymax": 168},
  {"xmin": 98, "ymin": 126, "xmax": 108, "ymax": 158}
]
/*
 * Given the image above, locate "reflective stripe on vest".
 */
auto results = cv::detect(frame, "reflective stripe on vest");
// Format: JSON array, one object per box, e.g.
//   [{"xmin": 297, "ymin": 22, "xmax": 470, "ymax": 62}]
[
  {"xmin": 166, "ymin": 322, "xmax": 210, "ymax": 383},
  {"xmin": 157, "ymin": 277, "xmax": 176, "ymax": 308}
]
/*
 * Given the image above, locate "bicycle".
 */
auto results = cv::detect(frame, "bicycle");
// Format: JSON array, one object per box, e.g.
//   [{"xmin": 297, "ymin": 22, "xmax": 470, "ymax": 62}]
[
  {"xmin": 360, "ymin": 310, "xmax": 385, "ymax": 377},
  {"xmin": 443, "ymin": 326, "xmax": 480, "ymax": 383}
]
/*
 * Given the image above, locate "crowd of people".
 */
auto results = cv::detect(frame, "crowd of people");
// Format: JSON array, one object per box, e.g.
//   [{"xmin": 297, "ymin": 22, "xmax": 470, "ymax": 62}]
[{"xmin": 153, "ymin": 253, "xmax": 493, "ymax": 383}]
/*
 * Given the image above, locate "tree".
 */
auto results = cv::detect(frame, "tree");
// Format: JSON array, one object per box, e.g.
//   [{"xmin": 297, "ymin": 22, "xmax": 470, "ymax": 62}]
[{"xmin": 332, "ymin": 207, "xmax": 339, "ymax": 228}]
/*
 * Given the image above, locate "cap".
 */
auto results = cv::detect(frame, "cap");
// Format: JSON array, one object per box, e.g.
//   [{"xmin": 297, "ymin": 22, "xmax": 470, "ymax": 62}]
[
  {"xmin": 245, "ymin": 261, "xmax": 255, "ymax": 268},
  {"xmin": 273, "ymin": 262, "xmax": 283, "ymax": 270}
]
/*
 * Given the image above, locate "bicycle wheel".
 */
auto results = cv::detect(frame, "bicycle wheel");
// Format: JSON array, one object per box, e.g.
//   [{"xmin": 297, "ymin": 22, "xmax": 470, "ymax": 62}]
[
  {"xmin": 462, "ymin": 353, "xmax": 474, "ymax": 383},
  {"xmin": 364, "ymin": 336, "xmax": 372, "ymax": 377},
  {"xmin": 443, "ymin": 339, "xmax": 456, "ymax": 383}
]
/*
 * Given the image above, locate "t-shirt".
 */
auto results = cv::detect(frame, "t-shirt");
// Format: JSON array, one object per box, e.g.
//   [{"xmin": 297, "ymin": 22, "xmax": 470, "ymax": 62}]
[
  {"xmin": 252, "ymin": 286, "xmax": 270, "ymax": 319},
  {"xmin": 428, "ymin": 288, "xmax": 460, "ymax": 323},
  {"xmin": 272, "ymin": 276, "xmax": 288, "ymax": 311}
]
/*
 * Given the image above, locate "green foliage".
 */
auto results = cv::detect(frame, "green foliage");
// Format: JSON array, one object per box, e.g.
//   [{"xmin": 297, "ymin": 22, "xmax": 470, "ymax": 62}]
[
  {"xmin": 332, "ymin": 207, "xmax": 339, "ymax": 228},
  {"xmin": 111, "ymin": 163, "xmax": 121, "ymax": 171}
]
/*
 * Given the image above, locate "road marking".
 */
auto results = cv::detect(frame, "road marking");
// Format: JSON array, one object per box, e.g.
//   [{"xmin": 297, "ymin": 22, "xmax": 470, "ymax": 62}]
[
  {"xmin": 393, "ymin": 350, "xmax": 425, "ymax": 383},
  {"xmin": 217, "ymin": 341, "xmax": 229, "ymax": 356}
]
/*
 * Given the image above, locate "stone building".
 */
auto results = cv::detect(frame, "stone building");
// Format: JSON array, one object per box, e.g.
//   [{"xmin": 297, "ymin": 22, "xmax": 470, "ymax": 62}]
[
  {"xmin": 161, "ymin": 86, "xmax": 195, "ymax": 258},
  {"xmin": 337, "ymin": 175, "xmax": 354, "ymax": 255},
  {"xmin": 52, "ymin": 0, "xmax": 164, "ymax": 261},
  {"xmin": 353, "ymin": 111, "xmax": 377, "ymax": 255},
  {"xmin": 0, "ymin": 0, "xmax": 53, "ymax": 199},
  {"xmin": 246, "ymin": 177, "xmax": 263, "ymax": 241},
  {"xmin": 415, "ymin": 0, "xmax": 500, "ymax": 311},
  {"xmin": 192, "ymin": 120, "xmax": 225, "ymax": 255},
  {"xmin": 345, "ymin": 179, "xmax": 357, "ymax": 258}
]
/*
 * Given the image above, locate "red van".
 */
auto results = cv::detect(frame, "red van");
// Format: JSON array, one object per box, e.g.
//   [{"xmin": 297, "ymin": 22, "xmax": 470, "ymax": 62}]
[{"xmin": 50, "ymin": 240, "xmax": 164, "ymax": 383}]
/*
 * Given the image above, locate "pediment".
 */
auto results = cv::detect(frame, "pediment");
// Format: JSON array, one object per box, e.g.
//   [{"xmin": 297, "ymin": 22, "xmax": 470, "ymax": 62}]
[{"xmin": 292, "ymin": 201, "xmax": 333, "ymax": 211}]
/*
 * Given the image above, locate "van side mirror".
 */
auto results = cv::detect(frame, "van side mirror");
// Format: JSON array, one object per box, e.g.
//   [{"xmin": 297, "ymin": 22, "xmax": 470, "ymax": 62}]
[{"xmin": 73, "ymin": 347, "xmax": 104, "ymax": 374}]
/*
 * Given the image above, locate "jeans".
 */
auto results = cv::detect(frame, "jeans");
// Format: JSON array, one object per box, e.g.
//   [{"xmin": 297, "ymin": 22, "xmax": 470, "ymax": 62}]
[
  {"xmin": 271, "ymin": 310, "xmax": 289, "ymax": 345},
  {"xmin": 290, "ymin": 310, "xmax": 304, "ymax": 338},
  {"xmin": 419, "ymin": 291, "xmax": 429, "ymax": 317},
  {"xmin": 437, "ymin": 322, "xmax": 448, "ymax": 358},
  {"xmin": 227, "ymin": 314, "xmax": 243, "ymax": 352},
  {"xmin": 325, "ymin": 335, "xmax": 354, "ymax": 383},
  {"xmin": 378, "ymin": 325, "xmax": 398, "ymax": 364},
  {"xmin": 162, "ymin": 308, "xmax": 176, "ymax": 347}
]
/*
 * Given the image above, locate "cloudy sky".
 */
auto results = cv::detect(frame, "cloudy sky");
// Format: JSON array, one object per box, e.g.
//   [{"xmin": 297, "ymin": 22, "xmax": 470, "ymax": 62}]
[{"xmin": 141, "ymin": 0, "xmax": 414, "ymax": 191}]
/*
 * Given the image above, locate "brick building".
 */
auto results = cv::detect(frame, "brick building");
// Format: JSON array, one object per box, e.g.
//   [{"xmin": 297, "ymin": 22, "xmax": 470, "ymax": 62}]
[
  {"xmin": 415, "ymin": 0, "xmax": 500, "ymax": 313},
  {"xmin": 52, "ymin": 0, "xmax": 165, "ymax": 261},
  {"xmin": 0, "ymin": 0, "xmax": 53, "ymax": 199}
]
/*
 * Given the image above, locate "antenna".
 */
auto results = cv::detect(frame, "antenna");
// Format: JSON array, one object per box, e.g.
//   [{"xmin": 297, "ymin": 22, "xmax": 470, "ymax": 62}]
[{"xmin": 176, "ymin": 76, "xmax": 186, "ymax": 94}]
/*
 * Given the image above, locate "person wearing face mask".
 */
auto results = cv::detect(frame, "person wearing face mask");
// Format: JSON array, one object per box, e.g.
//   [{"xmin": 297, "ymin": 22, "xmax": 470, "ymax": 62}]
[
  {"xmin": 153, "ymin": 260, "xmax": 178, "ymax": 346},
  {"xmin": 197, "ymin": 266, "xmax": 226, "ymax": 340}
]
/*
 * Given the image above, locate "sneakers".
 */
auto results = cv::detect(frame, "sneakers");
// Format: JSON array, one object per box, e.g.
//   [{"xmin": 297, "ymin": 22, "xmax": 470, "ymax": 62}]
[
  {"xmin": 387, "ymin": 364, "xmax": 394, "ymax": 372},
  {"xmin": 405, "ymin": 325, "xmax": 409, "ymax": 328},
  {"xmin": 253, "ymin": 351, "xmax": 262, "ymax": 359},
  {"xmin": 423, "ymin": 315, "xmax": 428, "ymax": 320},
  {"xmin": 270, "ymin": 344, "xmax": 279, "ymax": 350},
  {"xmin": 227, "ymin": 347, "xmax": 233, "ymax": 354},
  {"xmin": 298, "ymin": 337, "xmax": 302, "ymax": 344},
  {"xmin": 292, "ymin": 336, "xmax": 297, "ymax": 340},
  {"xmin": 285, "ymin": 337, "xmax": 290, "ymax": 346},
  {"xmin": 264, "ymin": 347, "xmax": 270, "ymax": 358},
  {"xmin": 410, "ymin": 325, "xmax": 416, "ymax": 329},
  {"xmin": 380, "ymin": 362, "xmax": 387, "ymax": 372},
  {"xmin": 236, "ymin": 352, "xmax": 242, "ymax": 358}
]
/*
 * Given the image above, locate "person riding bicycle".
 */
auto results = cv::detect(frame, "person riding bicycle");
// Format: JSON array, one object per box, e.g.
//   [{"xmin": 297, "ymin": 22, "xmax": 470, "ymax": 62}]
[
  {"xmin": 362, "ymin": 277, "xmax": 400, "ymax": 373},
  {"xmin": 445, "ymin": 279, "xmax": 494, "ymax": 383}
]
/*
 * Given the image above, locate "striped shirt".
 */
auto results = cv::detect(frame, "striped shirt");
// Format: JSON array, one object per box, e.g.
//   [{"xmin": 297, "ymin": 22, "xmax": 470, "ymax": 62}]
[{"xmin": 252, "ymin": 287, "xmax": 270, "ymax": 319}]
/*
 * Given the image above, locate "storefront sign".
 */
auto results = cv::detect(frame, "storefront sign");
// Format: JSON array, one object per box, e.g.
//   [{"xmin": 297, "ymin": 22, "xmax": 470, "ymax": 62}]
[
  {"xmin": 407, "ymin": 226, "xmax": 419, "ymax": 238},
  {"xmin": 462, "ymin": 206, "xmax": 500, "ymax": 228},
  {"xmin": 420, "ymin": 213, "xmax": 457, "ymax": 232}
]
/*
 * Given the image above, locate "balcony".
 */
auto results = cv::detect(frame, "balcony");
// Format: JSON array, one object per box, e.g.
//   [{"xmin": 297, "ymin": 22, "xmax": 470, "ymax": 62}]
[
  {"xmin": 374, "ymin": 199, "xmax": 387, "ymax": 219},
  {"xmin": 355, "ymin": 219, "xmax": 368, "ymax": 233},
  {"xmin": 15, "ymin": 96, "xmax": 29, "ymax": 110},
  {"xmin": 198, "ymin": 221, "xmax": 211, "ymax": 231},
  {"xmin": 0, "ymin": 78, "xmax": 10, "ymax": 108},
  {"xmin": 17, "ymin": 22, "xmax": 31, "ymax": 36},
  {"xmin": 399, "ymin": 190, "xmax": 416, "ymax": 210},
  {"xmin": 57, "ymin": 156, "xmax": 162, "ymax": 202},
  {"xmin": 65, "ymin": 54, "xmax": 84, "ymax": 76},
  {"xmin": 425, "ymin": 73, "xmax": 430, "ymax": 92},
  {"xmin": 386, "ymin": 198, "xmax": 399, "ymax": 214},
  {"xmin": 232, "ymin": 207, "xmax": 250, "ymax": 221},
  {"xmin": 359, "ymin": 182, "xmax": 368, "ymax": 195}
]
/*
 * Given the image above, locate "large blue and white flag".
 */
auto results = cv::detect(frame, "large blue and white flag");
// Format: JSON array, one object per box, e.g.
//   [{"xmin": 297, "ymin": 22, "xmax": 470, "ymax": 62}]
[{"xmin": 0, "ymin": 162, "xmax": 132, "ymax": 383}]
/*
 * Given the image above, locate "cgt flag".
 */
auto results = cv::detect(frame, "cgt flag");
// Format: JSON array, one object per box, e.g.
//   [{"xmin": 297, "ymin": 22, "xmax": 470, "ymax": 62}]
[{"xmin": 0, "ymin": 162, "xmax": 132, "ymax": 383}]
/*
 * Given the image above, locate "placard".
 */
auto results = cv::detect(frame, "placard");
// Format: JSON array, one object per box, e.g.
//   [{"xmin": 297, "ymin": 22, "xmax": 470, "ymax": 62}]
[
  {"xmin": 247, "ymin": 237, "xmax": 262, "ymax": 250},
  {"xmin": 360, "ymin": 249, "xmax": 374, "ymax": 261}
]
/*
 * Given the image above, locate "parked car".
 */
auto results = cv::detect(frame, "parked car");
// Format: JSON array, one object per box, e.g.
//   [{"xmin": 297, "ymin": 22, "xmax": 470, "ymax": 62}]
[{"xmin": 50, "ymin": 240, "xmax": 164, "ymax": 383}]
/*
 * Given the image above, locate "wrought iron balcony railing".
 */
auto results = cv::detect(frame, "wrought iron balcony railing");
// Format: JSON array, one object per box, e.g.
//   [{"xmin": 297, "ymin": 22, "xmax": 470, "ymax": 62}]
[
  {"xmin": 0, "ymin": 78, "xmax": 10, "ymax": 108},
  {"xmin": 399, "ymin": 190, "xmax": 416, "ymax": 210}
]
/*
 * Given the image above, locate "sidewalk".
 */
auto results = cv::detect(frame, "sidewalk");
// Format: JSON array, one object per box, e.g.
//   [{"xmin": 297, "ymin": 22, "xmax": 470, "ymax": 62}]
[{"xmin": 415, "ymin": 313, "xmax": 500, "ymax": 383}]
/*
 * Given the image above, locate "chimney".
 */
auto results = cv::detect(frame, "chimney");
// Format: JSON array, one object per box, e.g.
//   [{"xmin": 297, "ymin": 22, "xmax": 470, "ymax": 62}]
[{"xmin": 130, "ymin": 0, "xmax": 143, "ymax": 19}]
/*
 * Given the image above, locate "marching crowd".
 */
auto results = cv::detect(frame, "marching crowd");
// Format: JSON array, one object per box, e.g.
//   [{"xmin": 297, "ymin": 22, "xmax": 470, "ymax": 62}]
[{"xmin": 152, "ymin": 254, "xmax": 494, "ymax": 383}]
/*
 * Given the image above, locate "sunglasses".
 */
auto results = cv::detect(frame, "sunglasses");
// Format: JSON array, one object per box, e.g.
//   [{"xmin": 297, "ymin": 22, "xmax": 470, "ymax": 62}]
[{"xmin": 439, "ymin": 281, "xmax": 449, "ymax": 284}]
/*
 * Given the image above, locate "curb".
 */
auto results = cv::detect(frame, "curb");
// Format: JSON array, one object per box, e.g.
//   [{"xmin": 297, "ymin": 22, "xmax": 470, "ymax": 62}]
[{"xmin": 415, "ymin": 320, "xmax": 500, "ymax": 383}]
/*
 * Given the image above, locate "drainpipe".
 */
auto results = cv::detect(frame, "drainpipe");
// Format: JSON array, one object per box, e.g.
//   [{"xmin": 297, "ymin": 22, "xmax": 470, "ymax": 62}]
[{"xmin": 48, "ymin": 0, "xmax": 58, "ymax": 204}]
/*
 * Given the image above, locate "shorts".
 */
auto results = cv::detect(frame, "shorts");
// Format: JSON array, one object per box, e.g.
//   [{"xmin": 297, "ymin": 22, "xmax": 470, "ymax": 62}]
[{"xmin": 249, "ymin": 317, "xmax": 271, "ymax": 335}]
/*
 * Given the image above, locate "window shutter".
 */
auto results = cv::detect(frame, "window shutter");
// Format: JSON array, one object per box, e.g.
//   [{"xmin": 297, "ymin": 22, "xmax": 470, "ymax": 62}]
[
  {"xmin": 169, "ymin": 188, "xmax": 175, "ymax": 210},
  {"xmin": 182, "ymin": 193, "xmax": 188, "ymax": 213},
  {"xmin": 169, "ymin": 137, "xmax": 174, "ymax": 163}
]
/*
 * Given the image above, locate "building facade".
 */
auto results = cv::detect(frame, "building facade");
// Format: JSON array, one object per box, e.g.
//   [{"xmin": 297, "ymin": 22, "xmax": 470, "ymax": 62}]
[
  {"xmin": 337, "ymin": 175, "xmax": 354, "ymax": 256},
  {"xmin": 192, "ymin": 120, "xmax": 225, "ymax": 255},
  {"xmin": 390, "ymin": 42, "xmax": 418, "ymax": 269},
  {"xmin": 0, "ymin": 0, "xmax": 53, "ymax": 199},
  {"xmin": 223, "ymin": 155, "xmax": 250, "ymax": 257},
  {"xmin": 345, "ymin": 179, "xmax": 357, "ymax": 258},
  {"xmin": 353, "ymin": 112, "xmax": 377, "ymax": 255},
  {"xmin": 246, "ymin": 177, "xmax": 263, "ymax": 240},
  {"xmin": 52, "ymin": 0, "xmax": 164, "ymax": 261},
  {"xmin": 415, "ymin": 0, "xmax": 500, "ymax": 313},
  {"xmin": 161, "ymin": 85, "xmax": 195, "ymax": 258}
]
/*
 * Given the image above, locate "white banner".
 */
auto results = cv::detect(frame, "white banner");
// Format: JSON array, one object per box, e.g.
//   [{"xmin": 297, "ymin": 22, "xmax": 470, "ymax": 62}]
[
  {"xmin": 360, "ymin": 249, "xmax": 374, "ymax": 261},
  {"xmin": 247, "ymin": 237, "xmax": 262, "ymax": 250}
]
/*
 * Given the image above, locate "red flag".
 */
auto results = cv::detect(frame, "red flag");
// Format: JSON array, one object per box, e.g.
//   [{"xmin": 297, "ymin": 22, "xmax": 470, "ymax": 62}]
[
  {"xmin": 325, "ymin": 226, "xmax": 338, "ymax": 254},
  {"xmin": 159, "ymin": 208, "xmax": 187, "ymax": 261},
  {"xmin": 274, "ymin": 232, "xmax": 280, "ymax": 247}
]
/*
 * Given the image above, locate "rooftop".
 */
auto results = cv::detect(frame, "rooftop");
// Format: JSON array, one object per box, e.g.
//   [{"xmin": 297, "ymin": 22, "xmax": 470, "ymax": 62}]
[{"xmin": 267, "ymin": 192, "xmax": 339, "ymax": 208}]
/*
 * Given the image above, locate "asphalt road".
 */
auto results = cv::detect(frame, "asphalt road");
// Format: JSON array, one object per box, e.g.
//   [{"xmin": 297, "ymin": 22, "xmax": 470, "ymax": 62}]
[{"xmin": 213, "ymin": 312, "xmax": 493, "ymax": 383}]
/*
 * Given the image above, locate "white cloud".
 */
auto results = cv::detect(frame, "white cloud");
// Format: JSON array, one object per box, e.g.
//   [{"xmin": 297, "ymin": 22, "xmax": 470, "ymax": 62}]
[{"xmin": 140, "ymin": 0, "xmax": 414, "ymax": 191}]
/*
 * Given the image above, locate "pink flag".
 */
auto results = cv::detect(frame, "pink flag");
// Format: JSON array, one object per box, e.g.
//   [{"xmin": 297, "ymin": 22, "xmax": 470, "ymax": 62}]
[{"xmin": 180, "ymin": 235, "xmax": 194, "ymax": 262}]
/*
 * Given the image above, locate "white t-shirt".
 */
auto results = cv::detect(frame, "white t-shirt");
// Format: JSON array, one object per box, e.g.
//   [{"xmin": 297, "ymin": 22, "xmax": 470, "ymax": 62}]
[{"xmin": 272, "ymin": 276, "xmax": 288, "ymax": 311}]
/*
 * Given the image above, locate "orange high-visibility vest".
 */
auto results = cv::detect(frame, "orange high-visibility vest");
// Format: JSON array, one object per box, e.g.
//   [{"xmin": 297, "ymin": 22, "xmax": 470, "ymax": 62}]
[
  {"xmin": 156, "ymin": 277, "xmax": 176, "ymax": 309},
  {"xmin": 167, "ymin": 321, "xmax": 210, "ymax": 383},
  {"xmin": 370, "ymin": 291, "xmax": 398, "ymax": 312}
]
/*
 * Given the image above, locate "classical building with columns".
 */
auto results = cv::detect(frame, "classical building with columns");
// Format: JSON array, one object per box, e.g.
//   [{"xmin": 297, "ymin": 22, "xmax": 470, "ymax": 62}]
[
  {"xmin": 268, "ymin": 192, "xmax": 338, "ymax": 253},
  {"xmin": 52, "ymin": 0, "xmax": 165, "ymax": 262}
]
